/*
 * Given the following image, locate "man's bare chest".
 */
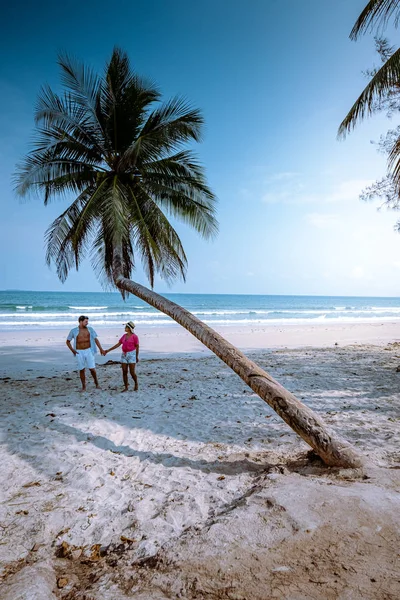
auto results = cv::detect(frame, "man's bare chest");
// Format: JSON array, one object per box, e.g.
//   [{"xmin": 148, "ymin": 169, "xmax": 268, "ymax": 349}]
[{"xmin": 76, "ymin": 329, "xmax": 90, "ymax": 346}]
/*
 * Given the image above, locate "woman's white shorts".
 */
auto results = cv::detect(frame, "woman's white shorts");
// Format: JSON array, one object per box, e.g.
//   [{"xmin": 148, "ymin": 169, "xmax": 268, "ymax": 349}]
[
  {"xmin": 76, "ymin": 348, "xmax": 96, "ymax": 370},
  {"xmin": 121, "ymin": 351, "xmax": 137, "ymax": 364}
]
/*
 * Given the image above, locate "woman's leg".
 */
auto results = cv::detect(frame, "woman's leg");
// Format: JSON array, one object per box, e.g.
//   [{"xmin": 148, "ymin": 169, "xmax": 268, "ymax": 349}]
[
  {"xmin": 121, "ymin": 363, "xmax": 129, "ymax": 391},
  {"xmin": 129, "ymin": 363, "xmax": 138, "ymax": 391}
]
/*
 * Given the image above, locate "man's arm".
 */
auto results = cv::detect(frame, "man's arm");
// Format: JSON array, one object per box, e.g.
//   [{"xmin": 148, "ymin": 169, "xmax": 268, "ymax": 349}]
[
  {"xmin": 95, "ymin": 337, "xmax": 105, "ymax": 355},
  {"xmin": 66, "ymin": 339, "xmax": 77, "ymax": 356}
]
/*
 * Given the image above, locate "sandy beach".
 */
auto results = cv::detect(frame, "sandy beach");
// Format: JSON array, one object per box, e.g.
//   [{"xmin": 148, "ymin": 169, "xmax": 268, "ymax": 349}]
[
  {"xmin": 1, "ymin": 322, "xmax": 399, "ymax": 599},
  {"xmin": 2, "ymin": 320, "xmax": 400, "ymax": 377}
]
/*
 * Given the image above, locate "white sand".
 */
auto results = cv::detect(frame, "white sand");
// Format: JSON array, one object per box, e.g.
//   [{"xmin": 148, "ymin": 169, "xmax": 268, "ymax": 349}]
[
  {"xmin": 0, "ymin": 322, "xmax": 399, "ymax": 598},
  {"xmin": 1, "ymin": 320, "xmax": 400, "ymax": 377}
]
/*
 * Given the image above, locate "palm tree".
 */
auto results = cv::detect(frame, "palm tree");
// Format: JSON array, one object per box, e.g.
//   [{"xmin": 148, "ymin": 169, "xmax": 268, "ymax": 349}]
[
  {"xmin": 15, "ymin": 48, "xmax": 361, "ymax": 468},
  {"xmin": 339, "ymin": 1, "xmax": 400, "ymax": 185}
]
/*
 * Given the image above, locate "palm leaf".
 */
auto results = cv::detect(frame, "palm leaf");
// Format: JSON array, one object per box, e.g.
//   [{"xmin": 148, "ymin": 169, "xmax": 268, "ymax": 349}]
[
  {"xmin": 127, "ymin": 185, "xmax": 187, "ymax": 286},
  {"xmin": 386, "ymin": 134, "xmax": 400, "ymax": 195},
  {"xmin": 35, "ymin": 85, "xmax": 104, "ymax": 153},
  {"xmin": 57, "ymin": 52, "xmax": 105, "ymax": 139},
  {"xmin": 100, "ymin": 47, "xmax": 160, "ymax": 157},
  {"xmin": 350, "ymin": 0, "xmax": 400, "ymax": 40},
  {"xmin": 338, "ymin": 46, "xmax": 400, "ymax": 136},
  {"xmin": 45, "ymin": 187, "xmax": 95, "ymax": 281},
  {"xmin": 128, "ymin": 97, "xmax": 203, "ymax": 165}
]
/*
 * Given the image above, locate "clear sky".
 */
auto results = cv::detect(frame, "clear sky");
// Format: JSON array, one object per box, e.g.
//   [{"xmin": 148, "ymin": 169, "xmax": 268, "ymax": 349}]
[{"xmin": 1, "ymin": 0, "xmax": 400, "ymax": 296}]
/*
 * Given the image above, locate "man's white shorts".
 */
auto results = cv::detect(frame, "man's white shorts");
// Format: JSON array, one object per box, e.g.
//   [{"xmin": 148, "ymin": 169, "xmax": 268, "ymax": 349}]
[{"xmin": 76, "ymin": 348, "xmax": 96, "ymax": 370}]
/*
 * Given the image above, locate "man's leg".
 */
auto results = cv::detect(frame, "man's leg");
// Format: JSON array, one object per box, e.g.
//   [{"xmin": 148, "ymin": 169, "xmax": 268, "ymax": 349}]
[
  {"xmin": 76, "ymin": 352, "xmax": 86, "ymax": 391},
  {"xmin": 121, "ymin": 364, "xmax": 129, "ymax": 391},
  {"xmin": 79, "ymin": 369, "xmax": 86, "ymax": 391},
  {"xmin": 86, "ymin": 350, "xmax": 99, "ymax": 389},
  {"xmin": 89, "ymin": 369, "xmax": 100, "ymax": 389},
  {"xmin": 129, "ymin": 363, "xmax": 138, "ymax": 391}
]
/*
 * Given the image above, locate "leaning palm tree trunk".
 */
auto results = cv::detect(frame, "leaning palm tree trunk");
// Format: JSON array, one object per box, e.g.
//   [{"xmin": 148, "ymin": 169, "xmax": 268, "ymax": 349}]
[
  {"xmin": 14, "ymin": 48, "xmax": 363, "ymax": 469},
  {"xmin": 113, "ymin": 267, "xmax": 363, "ymax": 469}
]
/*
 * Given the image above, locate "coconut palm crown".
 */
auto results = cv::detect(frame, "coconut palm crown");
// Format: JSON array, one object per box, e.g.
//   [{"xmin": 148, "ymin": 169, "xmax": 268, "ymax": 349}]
[{"xmin": 15, "ymin": 48, "xmax": 218, "ymax": 289}]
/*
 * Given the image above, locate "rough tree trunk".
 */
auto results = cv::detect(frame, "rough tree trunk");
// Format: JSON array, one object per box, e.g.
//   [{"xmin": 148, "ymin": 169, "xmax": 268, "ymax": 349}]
[{"xmin": 113, "ymin": 268, "xmax": 363, "ymax": 468}]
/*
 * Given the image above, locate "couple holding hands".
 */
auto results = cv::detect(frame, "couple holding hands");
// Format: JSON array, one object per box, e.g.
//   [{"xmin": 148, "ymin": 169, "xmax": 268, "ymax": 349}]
[{"xmin": 66, "ymin": 316, "xmax": 139, "ymax": 392}]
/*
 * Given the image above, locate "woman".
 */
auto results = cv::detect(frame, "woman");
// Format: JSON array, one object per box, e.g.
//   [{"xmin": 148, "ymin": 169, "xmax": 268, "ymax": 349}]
[{"xmin": 104, "ymin": 321, "xmax": 139, "ymax": 392}]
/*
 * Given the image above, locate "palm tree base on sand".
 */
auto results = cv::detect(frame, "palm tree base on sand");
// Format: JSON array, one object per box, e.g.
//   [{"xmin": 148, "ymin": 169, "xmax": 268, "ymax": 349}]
[{"xmin": 113, "ymin": 270, "xmax": 364, "ymax": 469}]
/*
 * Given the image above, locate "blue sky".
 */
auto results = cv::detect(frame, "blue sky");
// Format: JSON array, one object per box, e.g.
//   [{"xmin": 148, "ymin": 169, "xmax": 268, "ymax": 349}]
[{"xmin": 1, "ymin": 0, "xmax": 400, "ymax": 296}]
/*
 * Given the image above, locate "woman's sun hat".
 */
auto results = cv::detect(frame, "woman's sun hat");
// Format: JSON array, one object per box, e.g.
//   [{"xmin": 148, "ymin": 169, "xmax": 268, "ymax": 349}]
[{"xmin": 126, "ymin": 321, "xmax": 136, "ymax": 332}]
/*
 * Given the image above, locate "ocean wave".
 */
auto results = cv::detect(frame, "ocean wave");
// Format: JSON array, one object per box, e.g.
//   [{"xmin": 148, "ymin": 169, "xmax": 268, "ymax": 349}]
[
  {"xmin": 3, "ymin": 314, "xmax": 400, "ymax": 329},
  {"xmin": 69, "ymin": 306, "xmax": 108, "ymax": 310},
  {"xmin": 0, "ymin": 305, "xmax": 71, "ymax": 312},
  {"xmin": 2, "ymin": 308, "xmax": 400, "ymax": 322},
  {"xmin": 205, "ymin": 315, "xmax": 400, "ymax": 325},
  {"xmin": 0, "ymin": 319, "xmax": 175, "ymax": 327},
  {"xmin": 4, "ymin": 305, "xmax": 400, "ymax": 318},
  {"xmin": 0, "ymin": 311, "xmax": 164, "ymax": 319}
]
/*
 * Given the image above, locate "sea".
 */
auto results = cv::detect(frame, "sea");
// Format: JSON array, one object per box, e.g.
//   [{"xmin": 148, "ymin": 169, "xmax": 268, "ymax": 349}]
[{"xmin": 1, "ymin": 290, "xmax": 400, "ymax": 332}]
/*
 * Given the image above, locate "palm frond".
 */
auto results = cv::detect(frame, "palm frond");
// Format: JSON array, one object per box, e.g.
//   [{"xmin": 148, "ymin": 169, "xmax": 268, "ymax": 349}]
[
  {"xmin": 100, "ymin": 47, "xmax": 160, "ymax": 157},
  {"xmin": 35, "ymin": 85, "xmax": 105, "ymax": 154},
  {"xmin": 142, "ymin": 152, "xmax": 218, "ymax": 237},
  {"xmin": 350, "ymin": 0, "xmax": 400, "ymax": 40},
  {"xmin": 58, "ymin": 52, "xmax": 105, "ymax": 139},
  {"xmin": 143, "ymin": 182, "xmax": 218, "ymax": 239},
  {"xmin": 142, "ymin": 96, "xmax": 203, "ymax": 141},
  {"xmin": 127, "ymin": 186, "xmax": 187, "ymax": 286},
  {"xmin": 124, "ymin": 97, "xmax": 203, "ymax": 166},
  {"xmin": 338, "ymin": 46, "xmax": 400, "ymax": 137},
  {"xmin": 45, "ymin": 187, "xmax": 96, "ymax": 281},
  {"xmin": 15, "ymin": 155, "xmax": 98, "ymax": 200},
  {"xmin": 387, "ymin": 135, "xmax": 400, "ymax": 192},
  {"xmin": 145, "ymin": 151, "xmax": 215, "ymax": 197}
]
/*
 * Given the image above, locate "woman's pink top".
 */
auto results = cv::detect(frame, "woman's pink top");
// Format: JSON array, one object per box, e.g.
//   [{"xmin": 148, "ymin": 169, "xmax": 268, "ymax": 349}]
[{"xmin": 119, "ymin": 333, "xmax": 139, "ymax": 353}]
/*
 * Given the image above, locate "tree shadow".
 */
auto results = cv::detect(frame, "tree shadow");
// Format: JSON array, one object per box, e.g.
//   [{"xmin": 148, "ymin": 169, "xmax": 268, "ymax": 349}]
[
  {"xmin": 48, "ymin": 421, "xmax": 272, "ymax": 476},
  {"xmin": 1, "ymin": 346, "xmax": 399, "ymax": 485}
]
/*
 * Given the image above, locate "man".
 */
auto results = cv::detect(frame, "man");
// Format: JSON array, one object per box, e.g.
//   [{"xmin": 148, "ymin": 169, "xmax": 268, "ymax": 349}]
[{"xmin": 66, "ymin": 315, "xmax": 105, "ymax": 391}]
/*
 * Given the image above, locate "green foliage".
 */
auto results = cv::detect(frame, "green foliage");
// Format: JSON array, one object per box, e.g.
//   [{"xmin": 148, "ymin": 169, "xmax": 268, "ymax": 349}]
[
  {"xmin": 15, "ymin": 48, "xmax": 218, "ymax": 288},
  {"xmin": 338, "ymin": 45, "xmax": 400, "ymax": 140},
  {"xmin": 350, "ymin": 0, "xmax": 400, "ymax": 41},
  {"xmin": 340, "ymin": 1, "xmax": 400, "ymax": 138},
  {"xmin": 340, "ymin": 2, "xmax": 400, "ymax": 200}
]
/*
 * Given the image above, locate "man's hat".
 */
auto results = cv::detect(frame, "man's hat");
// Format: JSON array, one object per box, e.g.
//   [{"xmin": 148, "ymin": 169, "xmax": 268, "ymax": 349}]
[{"xmin": 126, "ymin": 321, "xmax": 135, "ymax": 332}]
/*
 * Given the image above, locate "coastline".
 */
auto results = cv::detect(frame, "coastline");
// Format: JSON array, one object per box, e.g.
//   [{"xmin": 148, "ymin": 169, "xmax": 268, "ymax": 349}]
[{"xmin": 1, "ymin": 320, "xmax": 400, "ymax": 378}]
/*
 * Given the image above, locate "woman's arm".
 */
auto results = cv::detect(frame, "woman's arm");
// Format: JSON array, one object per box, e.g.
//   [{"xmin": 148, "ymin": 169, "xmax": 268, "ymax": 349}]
[
  {"xmin": 105, "ymin": 341, "xmax": 122, "ymax": 354},
  {"xmin": 136, "ymin": 342, "xmax": 140, "ymax": 362}
]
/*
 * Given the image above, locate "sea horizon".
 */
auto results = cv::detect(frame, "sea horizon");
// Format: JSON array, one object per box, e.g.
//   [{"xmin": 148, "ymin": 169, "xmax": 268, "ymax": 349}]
[
  {"xmin": 3, "ymin": 288, "xmax": 400, "ymax": 299},
  {"xmin": 2, "ymin": 290, "xmax": 400, "ymax": 331}
]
